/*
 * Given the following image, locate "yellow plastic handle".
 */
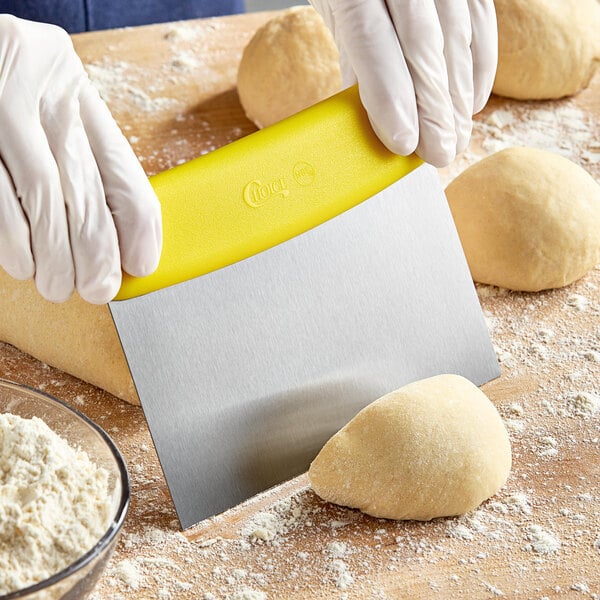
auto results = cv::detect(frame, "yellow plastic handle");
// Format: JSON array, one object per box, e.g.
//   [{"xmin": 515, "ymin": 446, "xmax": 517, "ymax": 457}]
[{"xmin": 115, "ymin": 86, "xmax": 422, "ymax": 300}]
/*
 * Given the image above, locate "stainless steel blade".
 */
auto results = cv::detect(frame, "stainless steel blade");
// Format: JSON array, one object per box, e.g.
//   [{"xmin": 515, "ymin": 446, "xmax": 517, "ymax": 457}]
[{"xmin": 109, "ymin": 164, "xmax": 500, "ymax": 529}]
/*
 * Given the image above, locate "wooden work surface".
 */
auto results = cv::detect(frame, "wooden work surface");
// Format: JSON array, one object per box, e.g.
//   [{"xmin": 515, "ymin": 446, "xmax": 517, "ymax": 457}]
[{"xmin": 1, "ymin": 11, "xmax": 599, "ymax": 599}]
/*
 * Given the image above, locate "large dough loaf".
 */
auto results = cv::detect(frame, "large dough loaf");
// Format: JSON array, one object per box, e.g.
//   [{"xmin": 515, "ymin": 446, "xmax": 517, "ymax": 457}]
[{"xmin": 0, "ymin": 270, "xmax": 138, "ymax": 404}]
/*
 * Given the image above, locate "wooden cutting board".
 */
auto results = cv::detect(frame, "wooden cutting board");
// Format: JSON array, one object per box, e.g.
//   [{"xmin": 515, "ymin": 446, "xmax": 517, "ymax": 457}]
[{"xmin": 0, "ymin": 11, "xmax": 598, "ymax": 599}]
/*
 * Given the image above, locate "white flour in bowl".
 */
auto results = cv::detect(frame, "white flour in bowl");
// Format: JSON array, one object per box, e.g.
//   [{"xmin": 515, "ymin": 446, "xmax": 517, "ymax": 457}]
[{"xmin": 0, "ymin": 413, "xmax": 112, "ymax": 595}]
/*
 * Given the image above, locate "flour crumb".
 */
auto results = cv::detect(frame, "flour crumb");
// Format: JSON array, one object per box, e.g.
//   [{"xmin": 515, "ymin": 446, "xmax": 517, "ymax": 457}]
[
  {"xmin": 538, "ymin": 435, "xmax": 559, "ymax": 457},
  {"xmin": 581, "ymin": 349, "xmax": 600, "ymax": 362},
  {"xmin": 240, "ymin": 496, "xmax": 310, "ymax": 543},
  {"xmin": 476, "ymin": 284, "xmax": 509, "ymax": 298},
  {"xmin": 566, "ymin": 294, "xmax": 589, "ymax": 312},
  {"xmin": 329, "ymin": 559, "xmax": 354, "ymax": 591},
  {"xmin": 198, "ymin": 538, "xmax": 220, "ymax": 548},
  {"xmin": 537, "ymin": 328, "xmax": 555, "ymax": 342},
  {"xmin": 508, "ymin": 403, "xmax": 524, "ymax": 416},
  {"xmin": 171, "ymin": 51, "xmax": 199, "ymax": 70},
  {"xmin": 483, "ymin": 581, "xmax": 505, "ymax": 596},
  {"xmin": 447, "ymin": 523, "xmax": 474, "ymax": 541},
  {"xmin": 329, "ymin": 519, "xmax": 351, "ymax": 529},
  {"xmin": 505, "ymin": 492, "xmax": 533, "ymax": 515},
  {"xmin": 326, "ymin": 541, "xmax": 349, "ymax": 559},
  {"xmin": 73, "ymin": 394, "xmax": 86, "ymax": 406},
  {"xmin": 504, "ymin": 418, "xmax": 526, "ymax": 433},
  {"xmin": 111, "ymin": 559, "xmax": 142, "ymax": 590},
  {"xmin": 524, "ymin": 525, "xmax": 561, "ymax": 554},
  {"xmin": 565, "ymin": 392, "xmax": 599, "ymax": 417},
  {"xmin": 164, "ymin": 24, "xmax": 199, "ymax": 42},
  {"xmin": 495, "ymin": 346, "xmax": 516, "ymax": 367},
  {"xmin": 485, "ymin": 109, "xmax": 515, "ymax": 130},
  {"xmin": 241, "ymin": 512, "xmax": 281, "ymax": 542}
]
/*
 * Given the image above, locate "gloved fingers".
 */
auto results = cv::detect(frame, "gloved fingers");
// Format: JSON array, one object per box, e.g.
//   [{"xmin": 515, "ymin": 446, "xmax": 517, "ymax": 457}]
[
  {"xmin": 0, "ymin": 157, "xmax": 34, "ymax": 280},
  {"xmin": 387, "ymin": 0, "xmax": 457, "ymax": 167},
  {"xmin": 337, "ymin": 44, "xmax": 358, "ymax": 89},
  {"xmin": 433, "ymin": 0, "xmax": 474, "ymax": 154},
  {"xmin": 78, "ymin": 82, "xmax": 162, "ymax": 278},
  {"xmin": 41, "ymin": 92, "xmax": 122, "ymax": 304},
  {"xmin": 309, "ymin": 0, "xmax": 335, "ymax": 32},
  {"xmin": 466, "ymin": 0, "xmax": 498, "ymax": 113},
  {"xmin": 0, "ymin": 118, "xmax": 75, "ymax": 303},
  {"xmin": 324, "ymin": 0, "xmax": 419, "ymax": 157},
  {"xmin": 309, "ymin": 0, "xmax": 356, "ymax": 87}
]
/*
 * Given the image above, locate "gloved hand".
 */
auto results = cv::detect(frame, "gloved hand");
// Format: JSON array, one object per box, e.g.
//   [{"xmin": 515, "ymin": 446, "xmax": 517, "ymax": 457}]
[
  {"xmin": 0, "ymin": 15, "xmax": 162, "ymax": 304},
  {"xmin": 310, "ymin": 1, "xmax": 498, "ymax": 167}
]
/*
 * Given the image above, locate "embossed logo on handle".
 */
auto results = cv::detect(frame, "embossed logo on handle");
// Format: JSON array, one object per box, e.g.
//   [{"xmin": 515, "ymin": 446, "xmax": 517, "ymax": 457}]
[
  {"xmin": 243, "ymin": 178, "xmax": 289, "ymax": 208},
  {"xmin": 293, "ymin": 161, "xmax": 316, "ymax": 186}
]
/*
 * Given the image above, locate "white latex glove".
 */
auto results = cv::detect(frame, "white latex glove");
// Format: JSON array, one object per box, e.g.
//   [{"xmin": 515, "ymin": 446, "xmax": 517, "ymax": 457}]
[
  {"xmin": 0, "ymin": 15, "xmax": 162, "ymax": 304},
  {"xmin": 310, "ymin": 1, "xmax": 498, "ymax": 167}
]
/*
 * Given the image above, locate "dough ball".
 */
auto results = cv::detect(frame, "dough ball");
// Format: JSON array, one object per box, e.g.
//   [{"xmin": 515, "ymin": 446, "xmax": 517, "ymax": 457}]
[
  {"xmin": 493, "ymin": 0, "xmax": 600, "ymax": 99},
  {"xmin": 308, "ymin": 375, "xmax": 511, "ymax": 521},
  {"xmin": 445, "ymin": 147, "xmax": 600, "ymax": 292},
  {"xmin": 237, "ymin": 6, "xmax": 341, "ymax": 128}
]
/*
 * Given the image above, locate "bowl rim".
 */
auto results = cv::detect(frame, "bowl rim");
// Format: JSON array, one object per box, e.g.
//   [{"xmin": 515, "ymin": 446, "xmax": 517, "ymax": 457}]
[{"xmin": 0, "ymin": 378, "xmax": 130, "ymax": 599}]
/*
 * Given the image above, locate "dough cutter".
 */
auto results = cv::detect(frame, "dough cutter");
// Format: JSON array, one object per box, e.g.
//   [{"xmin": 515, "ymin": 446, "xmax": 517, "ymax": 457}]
[{"xmin": 109, "ymin": 86, "xmax": 500, "ymax": 529}]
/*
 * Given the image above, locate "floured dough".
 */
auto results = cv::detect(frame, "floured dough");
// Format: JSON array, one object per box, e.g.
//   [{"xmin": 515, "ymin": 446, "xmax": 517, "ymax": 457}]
[
  {"xmin": 445, "ymin": 147, "xmax": 600, "ymax": 292},
  {"xmin": 0, "ymin": 273, "xmax": 137, "ymax": 404},
  {"xmin": 493, "ymin": 0, "xmax": 600, "ymax": 99},
  {"xmin": 308, "ymin": 375, "xmax": 511, "ymax": 521},
  {"xmin": 237, "ymin": 6, "xmax": 342, "ymax": 128}
]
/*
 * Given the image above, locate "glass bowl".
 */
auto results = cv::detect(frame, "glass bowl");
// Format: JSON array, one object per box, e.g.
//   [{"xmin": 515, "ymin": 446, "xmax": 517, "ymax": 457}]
[{"xmin": 0, "ymin": 379, "xmax": 130, "ymax": 599}]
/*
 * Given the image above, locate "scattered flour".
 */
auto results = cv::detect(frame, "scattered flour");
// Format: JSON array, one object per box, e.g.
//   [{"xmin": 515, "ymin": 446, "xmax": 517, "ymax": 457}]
[
  {"xmin": 240, "ymin": 496, "xmax": 314, "ymax": 544},
  {"xmin": 507, "ymin": 403, "xmax": 524, "ymax": 416},
  {"xmin": 504, "ymin": 418, "xmax": 526, "ymax": 434},
  {"xmin": 110, "ymin": 558, "xmax": 142, "ymax": 590},
  {"xmin": 0, "ymin": 414, "xmax": 112, "ymax": 595},
  {"xmin": 537, "ymin": 434, "xmax": 559, "ymax": 457},
  {"xmin": 326, "ymin": 541, "xmax": 349, "ymax": 559},
  {"xmin": 494, "ymin": 346, "xmax": 515, "ymax": 367},
  {"xmin": 448, "ymin": 523, "xmax": 474, "ymax": 541},
  {"xmin": 73, "ymin": 394, "xmax": 86, "ymax": 406},
  {"xmin": 504, "ymin": 493, "xmax": 533, "ymax": 516},
  {"xmin": 85, "ymin": 59, "xmax": 179, "ymax": 113},
  {"xmin": 476, "ymin": 285, "xmax": 510, "ymax": 298},
  {"xmin": 478, "ymin": 105, "xmax": 593, "ymax": 160},
  {"xmin": 524, "ymin": 525, "xmax": 561, "ymax": 554},
  {"xmin": 226, "ymin": 589, "xmax": 267, "ymax": 600},
  {"xmin": 565, "ymin": 392, "xmax": 599, "ymax": 417},
  {"xmin": 566, "ymin": 294, "xmax": 590, "ymax": 312},
  {"xmin": 241, "ymin": 511, "xmax": 283, "ymax": 542},
  {"xmin": 582, "ymin": 349, "xmax": 600, "ymax": 362},
  {"xmin": 328, "ymin": 559, "xmax": 354, "ymax": 591},
  {"xmin": 483, "ymin": 581, "xmax": 505, "ymax": 596}
]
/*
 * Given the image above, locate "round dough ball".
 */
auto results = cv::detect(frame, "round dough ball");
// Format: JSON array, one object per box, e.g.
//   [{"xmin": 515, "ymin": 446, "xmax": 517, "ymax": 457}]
[
  {"xmin": 237, "ymin": 6, "xmax": 341, "ymax": 128},
  {"xmin": 493, "ymin": 0, "xmax": 600, "ymax": 99},
  {"xmin": 445, "ymin": 147, "xmax": 600, "ymax": 292},
  {"xmin": 308, "ymin": 375, "xmax": 511, "ymax": 521}
]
